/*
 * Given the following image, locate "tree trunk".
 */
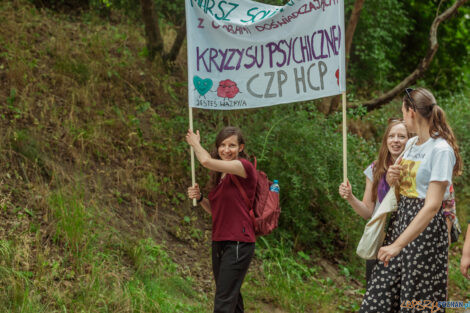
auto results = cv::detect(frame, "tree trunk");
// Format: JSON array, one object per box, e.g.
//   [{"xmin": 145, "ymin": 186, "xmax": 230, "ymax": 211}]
[
  {"xmin": 345, "ymin": 0, "xmax": 365, "ymax": 70},
  {"xmin": 140, "ymin": 0, "xmax": 164, "ymax": 61},
  {"xmin": 362, "ymin": 0, "xmax": 468, "ymax": 111},
  {"xmin": 164, "ymin": 20, "xmax": 186, "ymax": 62},
  {"xmin": 320, "ymin": 0, "xmax": 365, "ymax": 114}
]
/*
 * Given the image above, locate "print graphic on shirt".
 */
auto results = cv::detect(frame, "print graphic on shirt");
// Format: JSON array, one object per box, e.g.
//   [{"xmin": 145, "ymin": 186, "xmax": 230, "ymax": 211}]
[{"xmin": 399, "ymin": 159, "xmax": 421, "ymax": 198}]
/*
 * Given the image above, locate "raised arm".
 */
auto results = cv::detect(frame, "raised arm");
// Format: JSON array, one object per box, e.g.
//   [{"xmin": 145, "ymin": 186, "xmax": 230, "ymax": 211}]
[
  {"xmin": 185, "ymin": 129, "xmax": 246, "ymax": 178},
  {"xmin": 339, "ymin": 178, "xmax": 375, "ymax": 219},
  {"xmin": 378, "ymin": 181, "xmax": 447, "ymax": 266}
]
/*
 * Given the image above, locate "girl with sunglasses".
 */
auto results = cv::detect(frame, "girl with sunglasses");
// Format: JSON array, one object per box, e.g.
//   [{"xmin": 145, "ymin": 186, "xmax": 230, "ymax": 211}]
[
  {"xmin": 359, "ymin": 87, "xmax": 462, "ymax": 312},
  {"xmin": 339, "ymin": 119, "xmax": 410, "ymax": 286}
]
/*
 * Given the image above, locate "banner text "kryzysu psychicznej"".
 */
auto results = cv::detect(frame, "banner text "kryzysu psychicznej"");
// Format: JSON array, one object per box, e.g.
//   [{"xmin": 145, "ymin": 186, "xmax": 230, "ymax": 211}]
[{"xmin": 186, "ymin": 0, "xmax": 346, "ymax": 110}]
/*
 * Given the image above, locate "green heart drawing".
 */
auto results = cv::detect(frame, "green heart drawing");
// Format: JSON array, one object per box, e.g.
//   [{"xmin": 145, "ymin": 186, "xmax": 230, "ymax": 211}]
[{"xmin": 193, "ymin": 76, "xmax": 213, "ymax": 96}]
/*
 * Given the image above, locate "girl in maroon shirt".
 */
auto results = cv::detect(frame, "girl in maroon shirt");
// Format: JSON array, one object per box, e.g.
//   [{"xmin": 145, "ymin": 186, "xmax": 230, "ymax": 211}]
[{"xmin": 186, "ymin": 126, "xmax": 256, "ymax": 313}]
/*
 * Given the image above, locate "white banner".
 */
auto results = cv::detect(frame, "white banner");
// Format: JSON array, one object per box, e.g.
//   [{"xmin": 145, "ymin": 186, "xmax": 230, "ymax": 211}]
[{"xmin": 185, "ymin": 0, "xmax": 346, "ymax": 110}]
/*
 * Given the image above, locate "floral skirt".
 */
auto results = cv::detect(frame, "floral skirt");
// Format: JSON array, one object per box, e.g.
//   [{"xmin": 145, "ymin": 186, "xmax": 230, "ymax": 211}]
[{"xmin": 359, "ymin": 196, "xmax": 448, "ymax": 313}]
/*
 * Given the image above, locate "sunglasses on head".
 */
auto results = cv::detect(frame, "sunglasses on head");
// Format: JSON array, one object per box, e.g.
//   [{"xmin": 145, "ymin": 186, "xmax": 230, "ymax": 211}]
[{"xmin": 405, "ymin": 88, "xmax": 417, "ymax": 111}]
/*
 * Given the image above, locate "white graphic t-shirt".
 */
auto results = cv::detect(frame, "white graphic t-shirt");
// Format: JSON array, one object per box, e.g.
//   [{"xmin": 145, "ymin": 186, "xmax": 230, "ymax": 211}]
[{"xmin": 399, "ymin": 136, "xmax": 455, "ymax": 200}]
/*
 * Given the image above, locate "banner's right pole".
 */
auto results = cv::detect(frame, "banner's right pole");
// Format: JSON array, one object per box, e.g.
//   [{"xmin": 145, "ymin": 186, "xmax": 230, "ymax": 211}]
[
  {"xmin": 189, "ymin": 107, "xmax": 197, "ymax": 207},
  {"xmin": 342, "ymin": 91, "xmax": 347, "ymax": 183},
  {"xmin": 339, "ymin": 0, "xmax": 347, "ymax": 184}
]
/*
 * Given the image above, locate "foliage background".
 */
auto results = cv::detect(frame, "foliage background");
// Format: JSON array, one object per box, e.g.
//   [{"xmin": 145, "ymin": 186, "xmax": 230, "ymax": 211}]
[{"xmin": 0, "ymin": 0, "xmax": 469, "ymax": 311}]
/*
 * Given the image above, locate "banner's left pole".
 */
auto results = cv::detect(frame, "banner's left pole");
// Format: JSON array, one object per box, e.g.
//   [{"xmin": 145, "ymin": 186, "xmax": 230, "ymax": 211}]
[{"xmin": 189, "ymin": 107, "xmax": 197, "ymax": 207}]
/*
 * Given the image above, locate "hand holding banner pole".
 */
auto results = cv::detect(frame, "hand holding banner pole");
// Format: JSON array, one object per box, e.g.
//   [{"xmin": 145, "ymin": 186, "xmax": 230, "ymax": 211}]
[
  {"xmin": 342, "ymin": 92, "xmax": 347, "ymax": 183},
  {"xmin": 185, "ymin": 0, "xmax": 347, "ymax": 185},
  {"xmin": 189, "ymin": 107, "xmax": 197, "ymax": 207}
]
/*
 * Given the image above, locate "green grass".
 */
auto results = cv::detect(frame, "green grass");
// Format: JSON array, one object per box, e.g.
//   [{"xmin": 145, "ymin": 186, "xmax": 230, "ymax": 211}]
[
  {"xmin": 126, "ymin": 238, "xmax": 209, "ymax": 313},
  {"xmin": 243, "ymin": 236, "xmax": 363, "ymax": 313},
  {"xmin": 448, "ymin": 185, "xmax": 470, "ymax": 300},
  {"xmin": 449, "ymin": 245, "xmax": 470, "ymax": 300},
  {"xmin": 0, "ymin": 187, "xmax": 212, "ymax": 312},
  {"xmin": 49, "ymin": 190, "xmax": 92, "ymax": 257}
]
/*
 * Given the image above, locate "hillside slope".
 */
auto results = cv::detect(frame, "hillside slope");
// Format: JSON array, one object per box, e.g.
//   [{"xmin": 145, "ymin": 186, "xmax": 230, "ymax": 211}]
[{"xmin": 0, "ymin": 2, "xmax": 468, "ymax": 313}]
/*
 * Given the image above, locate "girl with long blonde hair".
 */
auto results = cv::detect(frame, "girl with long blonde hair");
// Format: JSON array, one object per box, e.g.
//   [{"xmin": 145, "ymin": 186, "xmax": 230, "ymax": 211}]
[{"xmin": 359, "ymin": 87, "xmax": 462, "ymax": 312}]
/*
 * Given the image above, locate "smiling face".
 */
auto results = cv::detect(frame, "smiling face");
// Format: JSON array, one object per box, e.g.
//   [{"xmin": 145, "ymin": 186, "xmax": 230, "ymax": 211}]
[
  {"xmin": 217, "ymin": 135, "xmax": 244, "ymax": 161},
  {"xmin": 387, "ymin": 123, "xmax": 408, "ymax": 159}
]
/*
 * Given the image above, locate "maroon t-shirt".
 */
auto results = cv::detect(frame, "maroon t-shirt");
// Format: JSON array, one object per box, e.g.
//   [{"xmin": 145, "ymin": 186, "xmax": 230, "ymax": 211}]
[{"xmin": 208, "ymin": 158, "xmax": 257, "ymax": 242}]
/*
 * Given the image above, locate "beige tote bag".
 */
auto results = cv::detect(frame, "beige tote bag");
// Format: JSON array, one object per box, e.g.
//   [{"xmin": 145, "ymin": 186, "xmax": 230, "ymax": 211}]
[{"xmin": 356, "ymin": 137, "xmax": 417, "ymax": 260}]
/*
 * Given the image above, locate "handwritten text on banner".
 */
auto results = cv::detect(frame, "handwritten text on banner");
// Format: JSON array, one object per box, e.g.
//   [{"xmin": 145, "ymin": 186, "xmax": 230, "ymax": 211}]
[{"xmin": 186, "ymin": 0, "xmax": 346, "ymax": 110}]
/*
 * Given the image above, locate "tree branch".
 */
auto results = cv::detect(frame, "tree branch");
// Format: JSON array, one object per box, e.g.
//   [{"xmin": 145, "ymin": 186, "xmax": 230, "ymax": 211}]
[
  {"xmin": 163, "ymin": 20, "xmax": 186, "ymax": 62},
  {"xmin": 362, "ymin": 0, "xmax": 468, "ymax": 111}
]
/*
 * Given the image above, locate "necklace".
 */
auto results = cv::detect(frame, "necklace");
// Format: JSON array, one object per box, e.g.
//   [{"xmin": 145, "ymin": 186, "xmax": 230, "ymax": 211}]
[{"xmin": 416, "ymin": 135, "xmax": 431, "ymax": 146}]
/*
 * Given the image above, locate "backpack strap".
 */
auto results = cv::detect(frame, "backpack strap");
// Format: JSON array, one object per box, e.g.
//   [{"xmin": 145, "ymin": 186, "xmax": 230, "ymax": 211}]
[
  {"xmin": 231, "ymin": 175, "xmax": 251, "ymax": 210},
  {"xmin": 231, "ymin": 175, "xmax": 257, "ymax": 227},
  {"xmin": 231, "ymin": 157, "xmax": 257, "ymax": 210},
  {"xmin": 231, "ymin": 157, "xmax": 258, "ymax": 228}
]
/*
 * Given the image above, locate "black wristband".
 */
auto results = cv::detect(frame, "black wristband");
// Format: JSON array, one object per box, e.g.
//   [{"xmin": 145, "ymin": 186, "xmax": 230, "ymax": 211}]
[{"xmin": 197, "ymin": 193, "xmax": 204, "ymax": 203}]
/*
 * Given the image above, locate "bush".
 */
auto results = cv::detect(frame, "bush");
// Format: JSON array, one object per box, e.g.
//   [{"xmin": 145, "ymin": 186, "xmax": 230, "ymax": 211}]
[{"xmin": 192, "ymin": 102, "xmax": 376, "ymax": 257}]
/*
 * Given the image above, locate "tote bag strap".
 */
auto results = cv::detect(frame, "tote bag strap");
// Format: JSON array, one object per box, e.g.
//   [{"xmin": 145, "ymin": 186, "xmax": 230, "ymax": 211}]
[{"xmin": 394, "ymin": 137, "xmax": 418, "ymax": 165}]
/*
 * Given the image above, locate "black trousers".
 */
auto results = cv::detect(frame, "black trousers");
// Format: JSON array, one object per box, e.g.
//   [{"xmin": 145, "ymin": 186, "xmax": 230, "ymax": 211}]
[{"xmin": 212, "ymin": 241, "xmax": 255, "ymax": 313}]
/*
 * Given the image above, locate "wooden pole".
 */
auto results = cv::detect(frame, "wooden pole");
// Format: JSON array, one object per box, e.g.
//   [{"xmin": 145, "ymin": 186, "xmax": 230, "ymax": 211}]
[
  {"xmin": 342, "ymin": 92, "xmax": 347, "ymax": 183},
  {"xmin": 189, "ymin": 107, "xmax": 197, "ymax": 207}
]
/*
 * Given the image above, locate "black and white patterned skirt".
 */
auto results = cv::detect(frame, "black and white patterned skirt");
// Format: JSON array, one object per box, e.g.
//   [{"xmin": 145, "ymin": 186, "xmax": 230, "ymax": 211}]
[{"xmin": 359, "ymin": 196, "xmax": 448, "ymax": 313}]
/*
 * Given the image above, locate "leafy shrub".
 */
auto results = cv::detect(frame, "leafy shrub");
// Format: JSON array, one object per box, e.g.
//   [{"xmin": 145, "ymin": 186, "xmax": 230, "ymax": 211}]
[
  {"xmin": 192, "ymin": 102, "xmax": 376, "ymax": 257},
  {"xmin": 440, "ymin": 90, "xmax": 470, "ymax": 186},
  {"xmin": 347, "ymin": 0, "xmax": 411, "ymax": 92}
]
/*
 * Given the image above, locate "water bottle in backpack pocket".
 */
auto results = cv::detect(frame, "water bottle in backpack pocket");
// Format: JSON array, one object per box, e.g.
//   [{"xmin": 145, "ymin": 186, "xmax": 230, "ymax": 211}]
[
  {"xmin": 269, "ymin": 180, "xmax": 280, "ymax": 193},
  {"xmin": 231, "ymin": 159, "xmax": 281, "ymax": 236}
]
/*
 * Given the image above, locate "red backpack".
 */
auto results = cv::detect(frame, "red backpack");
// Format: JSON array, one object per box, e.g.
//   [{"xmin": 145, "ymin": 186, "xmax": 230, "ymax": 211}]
[{"xmin": 231, "ymin": 158, "xmax": 281, "ymax": 236}]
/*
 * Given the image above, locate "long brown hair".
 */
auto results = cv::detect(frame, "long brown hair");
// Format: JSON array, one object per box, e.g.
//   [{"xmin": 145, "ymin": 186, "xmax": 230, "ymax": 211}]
[
  {"xmin": 209, "ymin": 126, "xmax": 248, "ymax": 190},
  {"xmin": 403, "ymin": 87, "xmax": 462, "ymax": 176},
  {"xmin": 372, "ymin": 119, "xmax": 410, "ymax": 202}
]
